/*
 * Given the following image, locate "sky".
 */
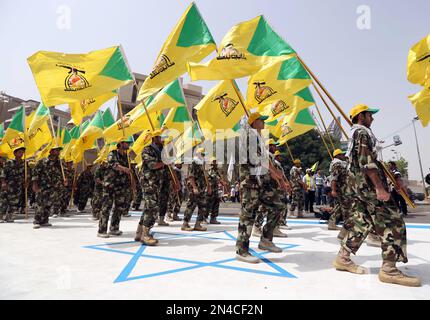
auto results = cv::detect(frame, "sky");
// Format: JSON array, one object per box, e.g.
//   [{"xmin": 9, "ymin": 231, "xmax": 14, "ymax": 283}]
[{"xmin": 0, "ymin": 0, "xmax": 429, "ymax": 182}]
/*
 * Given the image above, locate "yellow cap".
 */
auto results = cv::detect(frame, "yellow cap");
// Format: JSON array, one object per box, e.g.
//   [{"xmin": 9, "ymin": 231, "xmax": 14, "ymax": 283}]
[
  {"xmin": 333, "ymin": 149, "xmax": 346, "ymax": 158},
  {"xmin": 274, "ymin": 150, "xmax": 281, "ymax": 157},
  {"xmin": 248, "ymin": 112, "xmax": 269, "ymax": 125},
  {"xmin": 293, "ymin": 159, "xmax": 301, "ymax": 165},
  {"xmin": 163, "ymin": 136, "xmax": 173, "ymax": 145},
  {"xmin": 196, "ymin": 147, "xmax": 206, "ymax": 154},
  {"xmin": 210, "ymin": 156, "xmax": 217, "ymax": 162},
  {"xmin": 12, "ymin": 146, "xmax": 26, "ymax": 153},
  {"xmin": 174, "ymin": 159, "xmax": 183, "ymax": 165},
  {"xmin": 266, "ymin": 138, "xmax": 278, "ymax": 146},
  {"xmin": 350, "ymin": 104, "xmax": 379, "ymax": 120}
]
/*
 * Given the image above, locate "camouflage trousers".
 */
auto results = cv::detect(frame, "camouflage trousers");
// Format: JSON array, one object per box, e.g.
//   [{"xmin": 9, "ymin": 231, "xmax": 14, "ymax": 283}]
[
  {"xmin": 132, "ymin": 186, "xmax": 143, "ymax": 209},
  {"xmin": 289, "ymin": 188, "xmax": 304, "ymax": 214},
  {"xmin": 342, "ymin": 193, "xmax": 408, "ymax": 263},
  {"xmin": 76, "ymin": 190, "xmax": 92, "ymax": 211},
  {"xmin": 328, "ymin": 195, "xmax": 352, "ymax": 225},
  {"xmin": 61, "ymin": 187, "xmax": 72, "ymax": 214},
  {"xmin": 91, "ymin": 187, "xmax": 103, "ymax": 219},
  {"xmin": 159, "ymin": 180, "xmax": 170, "ymax": 218},
  {"xmin": 167, "ymin": 189, "xmax": 183, "ymax": 216},
  {"xmin": 34, "ymin": 188, "xmax": 61, "ymax": 225},
  {"xmin": 255, "ymin": 193, "xmax": 287, "ymax": 228},
  {"xmin": 0, "ymin": 188, "xmax": 21, "ymax": 221},
  {"xmin": 205, "ymin": 194, "xmax": 220, "ymax": 220},
  {"xmin": 138, "ymin": 185, "xmax": 160, "ymax": 229},
  {"xmin": 98, "ymin": 186, "xmax": 131, "ymax": 233},
  {"xmin": 236, "ymin": 182, "xmax": 282, "ymax": 255},
  {"xmin": 183, "ymin": 191, "xmax": 207, "ymax": 223}
]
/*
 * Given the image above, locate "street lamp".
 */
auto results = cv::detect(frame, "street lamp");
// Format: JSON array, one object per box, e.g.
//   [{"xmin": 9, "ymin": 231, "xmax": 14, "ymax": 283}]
[{"xmin": 412, "ymin": 116, "xmax": 428, "ymax": 197}]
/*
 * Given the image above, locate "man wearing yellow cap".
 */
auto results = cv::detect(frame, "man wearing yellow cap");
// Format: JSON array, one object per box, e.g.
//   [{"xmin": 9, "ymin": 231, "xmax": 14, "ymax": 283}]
[
  {"xmin": 288, "ymin": 159, "xmax": 306, "ymax": 218},
  {"xmin": 96, "ymin": 138, "xmax": 131, "ymax": 238},
  {"xmin": 333, "ymin": 104, "xmax": 420, "ymax": 287},
  {"xmin": 0, "ymin": 147, "xmax": 26, "ymax": 223},
  {"xmin": 236, "ymin": 112, "xmax": 284, "ymax": 264},
  {"xmin": 135, "ymin": 130, "xmax": 165, "ymax": 245},
  {"xmin": 181, "ymin": 147, "xmax": 209, "ymax": 232},
  {"xmin": 328, "ymin": 149, "xmax": 351, "ymax": 236}
]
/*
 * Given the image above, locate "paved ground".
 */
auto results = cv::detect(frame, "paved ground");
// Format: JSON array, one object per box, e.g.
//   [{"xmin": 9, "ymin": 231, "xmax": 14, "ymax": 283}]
[{"xmin": 1, "ymin": 203, "xmax": 429, "ymax": 300}]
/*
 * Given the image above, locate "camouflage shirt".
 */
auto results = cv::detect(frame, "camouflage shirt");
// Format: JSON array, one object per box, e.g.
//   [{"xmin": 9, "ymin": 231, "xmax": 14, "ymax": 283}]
[
  {"xmin": 32, "ymin": 157, "xmax": 64, "ymax": 190},
  {"xmin": 77, "ymin": 170, "xmax": 95, "ymax": 195},
  {"xmin": 103, "ymin": 150, "xmax": 131, "ymax": 188},
  {"xmin": 348, "ymin": 126, "xmax": 389, "ymax": 191},
  {"xmin": 207, "ymin": 165, "xmax": 220, "ymax": 190},
  {"xmin": 0, "ymin": 159, "xmax": 25, "ymax": 190},
  {"xmin": 187, "ymin": 158, "xmax": 207, "ymax": 192},
  {"xmin": 290, "ymin": 165, "xmax": 303, "ymax": 190},
  {"xmin": 329, "ymin": 158, "xmax": 349, "ymax": 196},
  {"xmin": 94, "ymin": 164, "xmax": 108, "ymax": 191},
  {"xmin": 140, "ymin": 144, "xmax": 163, "ymax": 189}
]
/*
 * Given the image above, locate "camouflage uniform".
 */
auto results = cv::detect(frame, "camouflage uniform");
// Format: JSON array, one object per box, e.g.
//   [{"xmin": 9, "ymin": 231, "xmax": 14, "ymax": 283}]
[
  {"xmin": 131, "ymin": 164, "xmax": 143, "ymax": 210},
  {"xmin": 158, "ymin": 166, "xmax": 170, "ymax": 219},
  {"xmin": 206, "ymin": 164, "xmax": 220, "ymax": 221},
  {"xmin": 61, "ymin": 164, "xmax": 74, "ymax": 215},
  {"xmin": 137, "ymin": 143, "xmax": 163, "ymax": 229},
  {"xmin": 342, "ymin": 126, "xmax": 408, "ymax": 263},
  {"xmin": 289, "ymin": 165, "xmax": 304, "ymax": 215},
  {"xmin": 75, "ymin": 169, "xmax": 95, "ymax": 211},
  {"xmin": 236, "ymin": 127, "xmax": 283, "ymax": 255},
  {"xmin": 91, "ymin": 163, "xmax": 107, "ymax": 219},
  {"xmin": 32, "ymin": 157, "xmax": 64, "ymax": 225},
  {"xmin": 328, "ymin": 158, "xmax": 353, "ymax": 225},
  {"xmin": 98, "ymin": 150, "xmax": 131, "ymax": 234},
  {"xmin": 167, "ymin": 166, "xmax": 183, "ymax": 218},
  {"xmin": 183, "ymin": 159, "xmax": 208, "ymax": 224},
  {"xmin": 0, "ymin": 159, "xmax": 25, "ymax": 221}
]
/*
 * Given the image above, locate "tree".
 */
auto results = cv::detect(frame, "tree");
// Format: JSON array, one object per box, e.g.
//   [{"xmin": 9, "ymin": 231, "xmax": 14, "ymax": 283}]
[{"xmin": 276, "ymin": 129, "xmax": 341, "ymax": 176}]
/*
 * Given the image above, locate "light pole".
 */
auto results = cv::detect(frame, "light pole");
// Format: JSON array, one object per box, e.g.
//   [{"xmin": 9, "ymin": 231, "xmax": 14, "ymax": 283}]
[{"xmin": 412, "ymin": 117, "xmax": 428, "ymax": 197}]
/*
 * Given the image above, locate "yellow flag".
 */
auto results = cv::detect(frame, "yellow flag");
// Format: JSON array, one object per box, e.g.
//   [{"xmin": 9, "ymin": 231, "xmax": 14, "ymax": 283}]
[
  {"xmin": 137, "ymin": 3, "xmax": 216, "ymax": 99},
  {"xmin": 69, "ymin": 90, "xmax": 117, "ymax": 125},
  {"xmin": 27, "ymin": 46, "xmax": 133, "ymax": 106},
  {"xmin": 195, "ymin": 81, "xmax": 246, "ymax": 133},
  {"xmin": 131, "ymin": 130, "xmax": 152, "ymax": 160},
  {"xmin": 275, "ymin": 108, "xmax": 316, "ymax": 144},
  {"xmin": 102, "ymin": 103, "xmax": 159, "ymax": 143},
  {"xmin": 188, "ymin": 15, "xmax": 296, "ymax": 81},
  {"xmin": 409, "ymin": 86, "xmax": 430, "ymax": 127},
  {"xmin": 407, "ymin": 34, "xmax": 430, "ymax": 85},
  {"xmin": 246, "ymin": 57, "xmax": 311, "ymax": 111},
  {"xmin": 25, "ymin": 111, "xmax": 52, "ymax": 157},
  {"xmin": 257, "ymin": 87, "xmax": 315, "ymax": 121}
]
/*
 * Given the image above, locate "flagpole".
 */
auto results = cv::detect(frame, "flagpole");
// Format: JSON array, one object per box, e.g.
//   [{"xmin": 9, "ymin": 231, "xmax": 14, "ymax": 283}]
[
  {"xmin": 284, "ymin": 140, "xmax": 295, "ymax": 162},
  {"xmin": 117, "ymin": 94, "xmax": 136, "ymax": 201},
  {"xmin": 312, "ymin": 121, "xmax": 333, "ymax": 161},
  {"xmin": 297, "ymin": 55, "xmax": 352, "ymax": 127},
  {"xmin": 48, "ymin": 110, "xmax": 66, "ymax": 182},
  {"xmin": 314, "ymin": 102, "xmax": 335, "ymax": 151},
  {"xmin": 24, "ymin": 144, "xmax": 28, "ymax": 219}
]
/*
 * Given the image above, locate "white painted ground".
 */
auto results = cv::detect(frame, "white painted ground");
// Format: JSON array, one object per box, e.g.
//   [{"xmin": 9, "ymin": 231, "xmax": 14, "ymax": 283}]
[{"xmin": 0, "ymin": 212, "xmax": 429, "ymax": 300}]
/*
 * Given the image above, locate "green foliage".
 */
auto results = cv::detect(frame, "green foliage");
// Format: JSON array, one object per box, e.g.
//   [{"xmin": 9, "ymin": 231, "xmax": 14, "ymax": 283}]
[{"xmin": 276, "ymin": 129, "xmax": 341, "ymax": 175}]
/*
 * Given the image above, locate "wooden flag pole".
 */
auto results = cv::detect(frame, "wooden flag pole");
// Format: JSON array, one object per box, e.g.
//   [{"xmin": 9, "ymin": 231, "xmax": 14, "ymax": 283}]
[
  {"xmin": 48, "ymin": 112, "xmax": 66, "ymax": 182},
  {"xmin": 297, "ymin": 55, "xmax": 352, "ymax": 127},
  {"xmin": 311, "ymin": 82, "xmax": 349, "ymax": 140},
  {"xmin": 284, "ymin": 140, "xmax": 295, "ymax": 162},
  {"xmin": 314, "ymin": 102, "xmax": 335, "ymax": 151},
  {"xmin": 117, "ymin": 94, "xmax": 136, "ymax": 202},
  {"xmin": 24, "ymin": 149, "xmax": 28, "ymax": 219}
]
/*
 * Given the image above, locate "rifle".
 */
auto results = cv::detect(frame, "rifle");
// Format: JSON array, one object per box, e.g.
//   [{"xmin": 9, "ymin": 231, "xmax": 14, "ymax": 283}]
[
  {"xmin": 167, "ymin": 164, "xmax": 182, "ymax": 206},
  {"xmin": 379, "ymin": 161, "xmax": 415, "ymax": 208}
]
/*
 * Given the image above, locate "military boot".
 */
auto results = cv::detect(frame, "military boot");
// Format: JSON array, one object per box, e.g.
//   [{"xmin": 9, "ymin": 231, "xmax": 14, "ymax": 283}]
[
  {"xmin": 166, "ymin": 213, "xmax": 173, "ymax": 222},
  {"xmin": 337, "ymin": 228, "xmax": 348, "ymax": 241},
  {"xmin": 273, "ymin": 226, "xmax": 288, "ymax": 238},
  {"xmin": 378, "ymin": 261, "xmax": 421, "ymax": 287},
  {"xmin": 258, "ymin": 238, "xmax": 283, "ymax": 253},
  {"xmin": 252, "ymin": 226, "xmax": 262, "ymax": 237},
  {"xmin": 366, "ymin": 233, "xmax": 381, "ymax": 247},
  {"xmin": 172, "ymin": 213, "xmax": 181, "ymax": 221},
  {"xmin": 140, "ymin": 227, "xmax": 158, "ymax": 246},
  {"xmin": 157, "ymin": 216, "xmax": 169, "ymax": 226},
  {"xmin": 135, "ymin": 224, "xmax": 143, "ymax": 242},
  {"xmin": 193, "ymin": 220, "xmax": 207, "ymax": 232},
  {"xmin": 328, "ymin": 221, "xmax": 342, "ymax": 231},
  {"xmin": 181, "ymin": 222, "xmax": 194, "ymax": 231},
  {"xmin": 332, "ymin": 247, "xmax": 367, "ymax": 274},
  {"xmin": 209, "ymin": 218, "xmax": 221, "ymax": 225},
  {"xmin": 109, "ymin": 230, "xmax": 123, "ymax": 236},
  {"xmin": 236, "ymin": 252, "xmax": 261, "ymax": 264}
]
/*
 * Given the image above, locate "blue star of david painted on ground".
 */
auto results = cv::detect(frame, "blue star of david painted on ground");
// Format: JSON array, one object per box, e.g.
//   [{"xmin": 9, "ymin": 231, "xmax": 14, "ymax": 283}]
[{"xmin": 83, "ymin": 230, "xmax": 299, "ymax": 283}]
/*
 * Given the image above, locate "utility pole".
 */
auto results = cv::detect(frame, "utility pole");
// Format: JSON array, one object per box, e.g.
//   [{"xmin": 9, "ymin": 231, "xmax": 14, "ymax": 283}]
[{"xmin": 412, "ymin": 117, "xmax": 428, "ymax": 197}]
